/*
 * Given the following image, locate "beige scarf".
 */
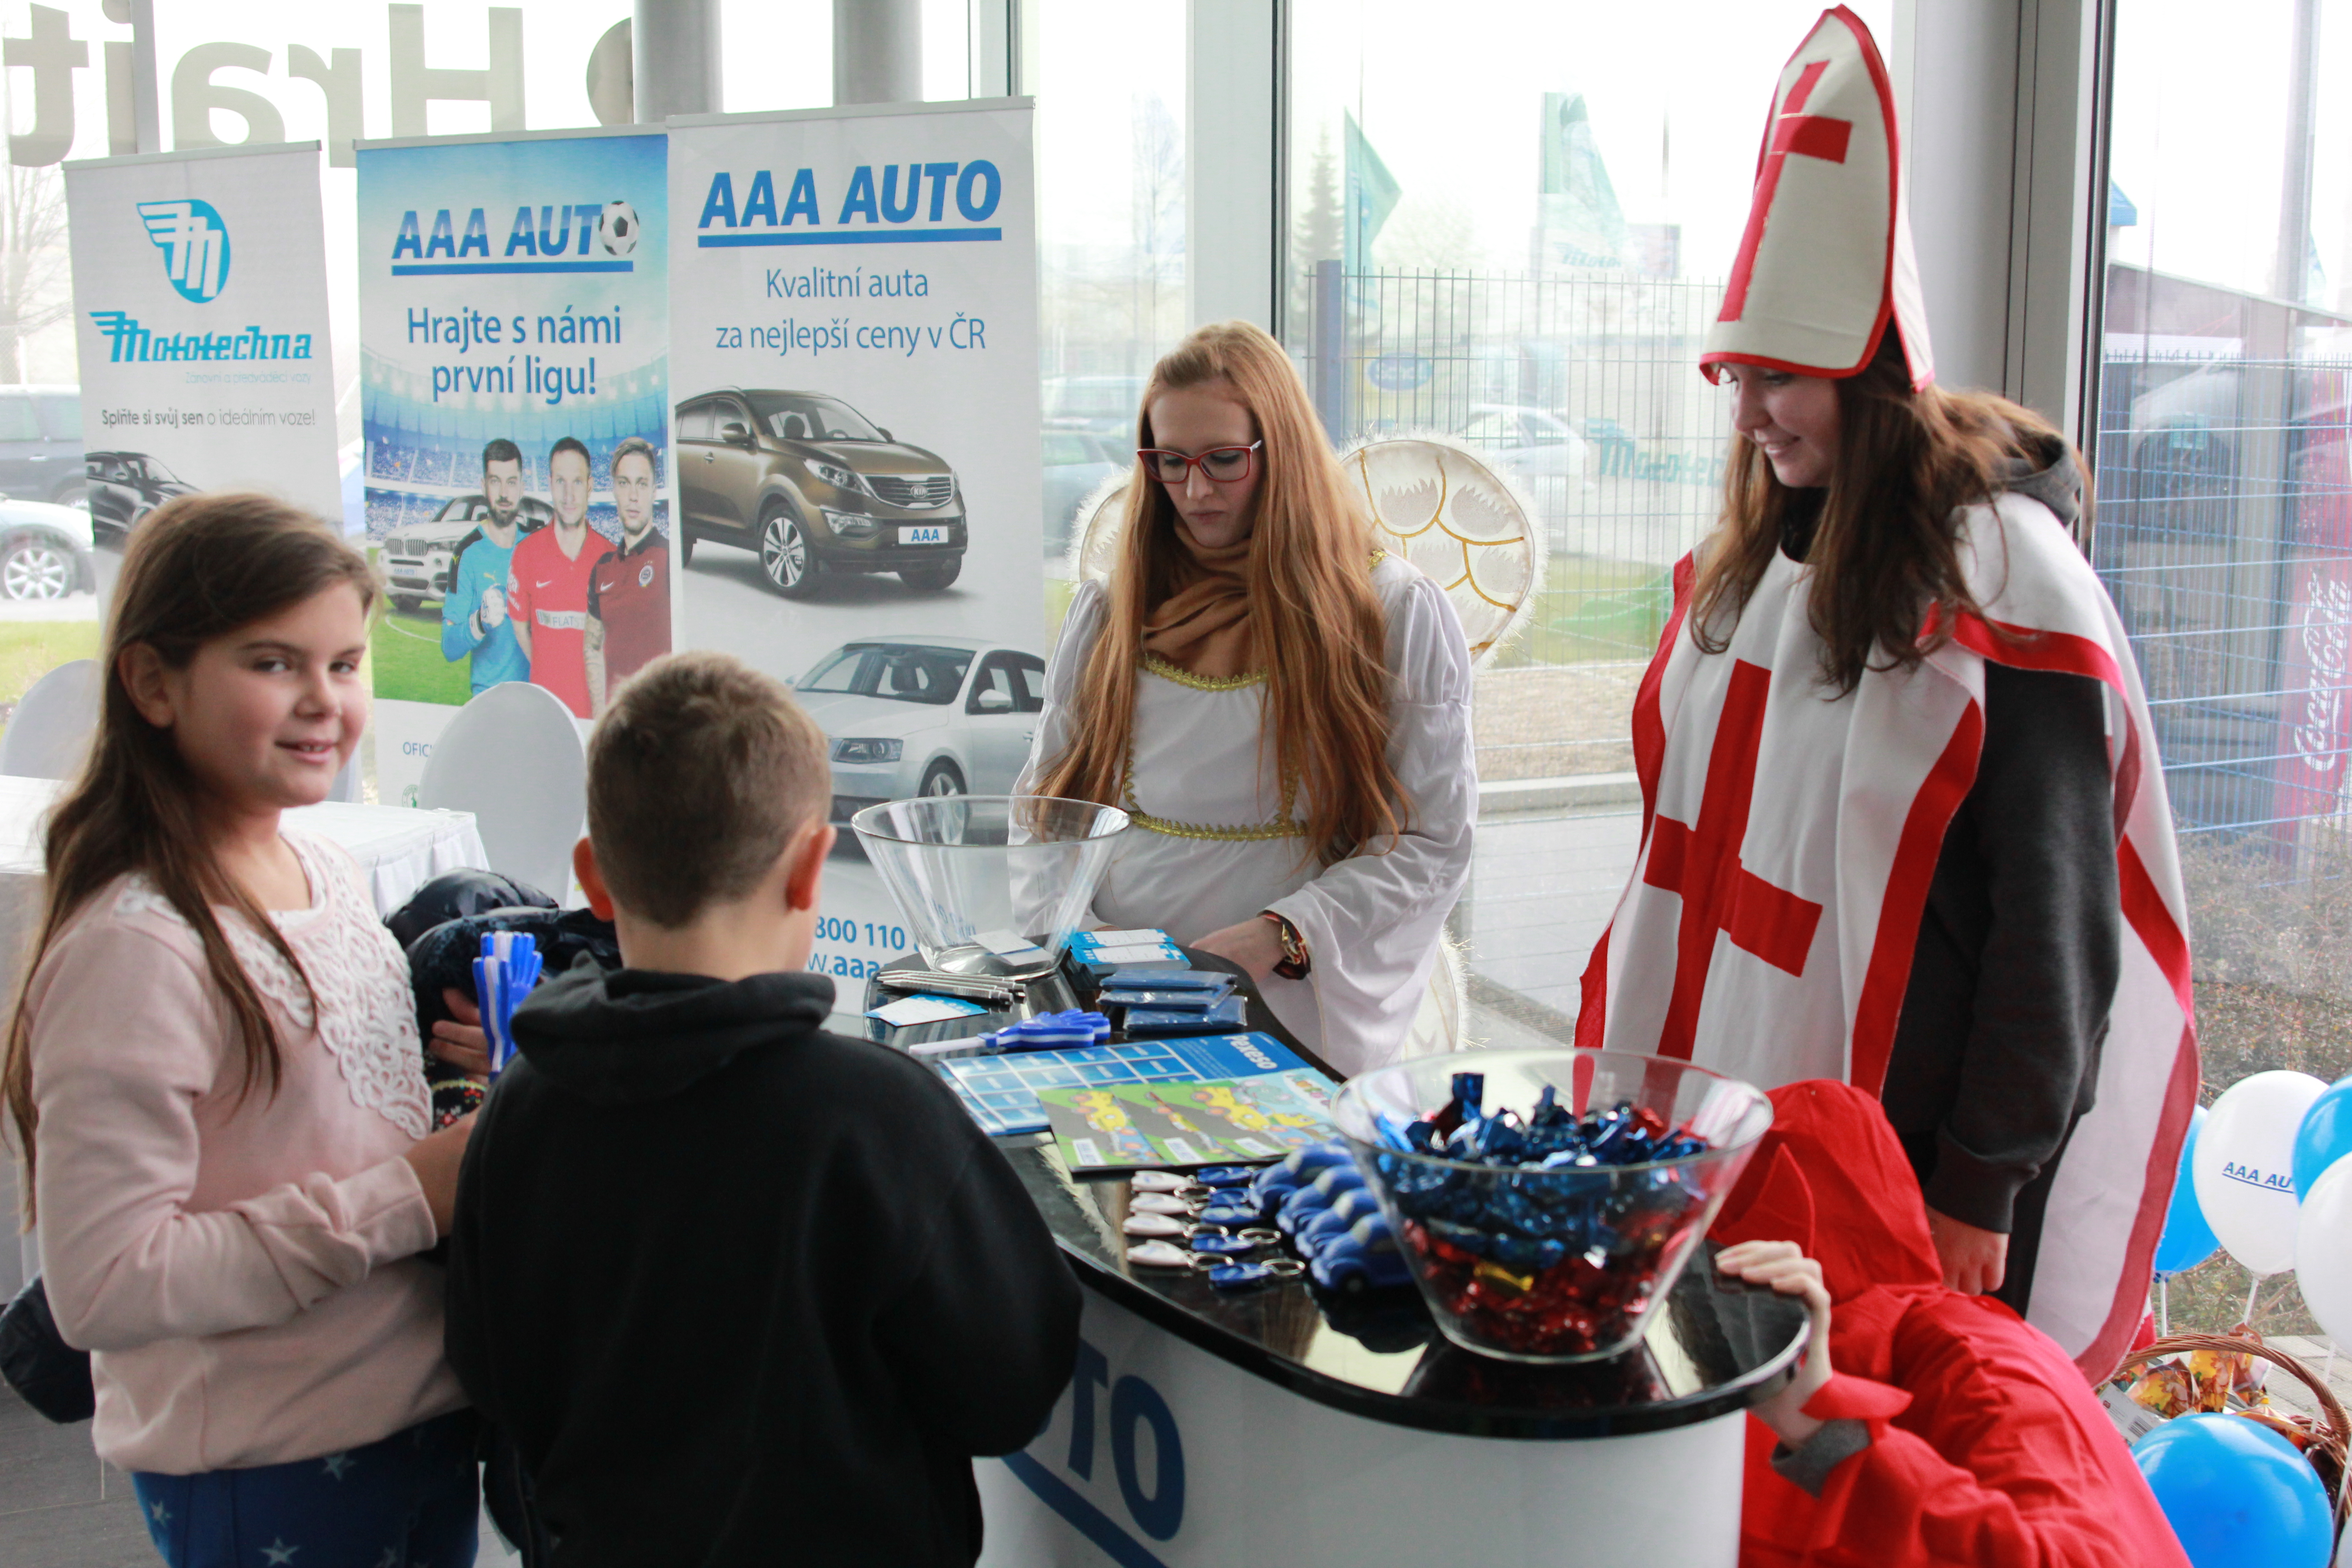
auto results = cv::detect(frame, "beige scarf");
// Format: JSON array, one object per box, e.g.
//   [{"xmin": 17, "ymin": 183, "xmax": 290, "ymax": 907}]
[{"xmin": 1140, "ymin": 525, "xmax": 1255, "ymax": 678}]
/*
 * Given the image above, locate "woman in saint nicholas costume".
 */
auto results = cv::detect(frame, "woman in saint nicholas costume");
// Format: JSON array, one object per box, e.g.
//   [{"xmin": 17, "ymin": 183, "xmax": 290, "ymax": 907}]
[
  {"xmin": 1578, "ymin": 6, "xmax": 2196, "ymax": 1380},
  {"xmin": 1017, "ymin": 321, "xmax": 1475, "ymax": 1078}
]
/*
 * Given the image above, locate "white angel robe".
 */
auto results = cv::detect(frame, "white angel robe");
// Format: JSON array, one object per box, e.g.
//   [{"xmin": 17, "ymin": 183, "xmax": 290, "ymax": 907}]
[
  {"xmin": 1018, "ymin": 554, "xmax": 1475, "ymax": 1077},
  {"xmin": 1578, "ymin": 494, "xmax": 2199, "ymax": 1378}
]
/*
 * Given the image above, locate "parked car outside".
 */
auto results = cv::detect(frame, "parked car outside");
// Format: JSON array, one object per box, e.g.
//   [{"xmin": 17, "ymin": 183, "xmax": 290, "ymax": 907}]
[
  {"xmin": 1457, "ymin": 404, "xmax": 1590, "ymax": 484},
  {"xmin": 1043, "ymin": 429, "xmax": 1124, "ymax": 559},
  {"xmin": 674, "ymin": 388, "xmax": 965, "ymax": 598},
  {"xmin": 790, "ymin": 636, "xmax": 1047, "ymax": 820},
  {"xmin": 0, "ymin": 386, "xmax": 85, "ymax": 511},
  {"xmin": 85, "ymin": 451, "xmax": 195, "ymax": 544},
  {"xmin": 380, "ymin": 493, "xmax": 556, "ymax": 612},
  {"xmin": 0, "ymin": 497, "xmax": 96, "ymax": 601}
]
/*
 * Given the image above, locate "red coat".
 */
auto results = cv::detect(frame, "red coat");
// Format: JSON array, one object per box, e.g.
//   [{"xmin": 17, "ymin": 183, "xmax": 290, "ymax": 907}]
[{"xmin": 1715, "ymin": 1082, "xmax": 2189, "ymax": 1568}]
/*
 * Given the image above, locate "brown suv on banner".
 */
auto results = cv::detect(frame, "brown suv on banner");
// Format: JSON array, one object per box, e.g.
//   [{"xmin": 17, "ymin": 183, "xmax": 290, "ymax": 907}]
[{"xmin": 674, "ymin": 387, "xmax": 967, "ymax": 597}]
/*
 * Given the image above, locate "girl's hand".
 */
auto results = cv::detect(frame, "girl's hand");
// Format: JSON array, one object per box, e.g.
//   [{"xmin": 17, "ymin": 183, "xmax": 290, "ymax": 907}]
[
  {"xmin": 1717, "ymin": 1240, "xmax": 1834, "ymax": 1449},
  {"xmin": 427, "ymin": 987, "xmax": 492, "ymax": 1079},
  {"xmin": 1926, "ymin": 1207, "xmax": 2009, "ymax": 1295},
  {"xmin": 400, "ymin": 1114, "xmax": 476, "ymax": 1238},
  {"xmin": 1192, "ymin": 917, "xmax": 1287, "ymax": 982}
]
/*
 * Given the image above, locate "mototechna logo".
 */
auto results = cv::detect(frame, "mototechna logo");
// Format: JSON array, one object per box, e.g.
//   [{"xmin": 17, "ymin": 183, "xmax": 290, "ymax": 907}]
[
  {"xmin": 86, "ymin": 310, "xmax": 312, "ymax": 364},
  {"xmin": 139, "ymin": 199, "xmax": 230, "ymax": 303},
  {"xmin": 390, "ymin": 201, "xmax": 640, "ymax": 276}
]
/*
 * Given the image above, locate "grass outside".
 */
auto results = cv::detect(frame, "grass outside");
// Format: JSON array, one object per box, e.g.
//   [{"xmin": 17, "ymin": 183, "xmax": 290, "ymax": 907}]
[
  {"xmin": 0, "ymin": 618, "xmax": 103, "ymax": 747},
  {"xmin": 1492, "ymin": 556, "xmax": 1672, "ymax": 670}
]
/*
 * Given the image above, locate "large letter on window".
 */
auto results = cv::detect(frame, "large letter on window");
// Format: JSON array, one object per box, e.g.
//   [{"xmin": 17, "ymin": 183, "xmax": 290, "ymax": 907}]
[
  {"xmin": 171, "ymin": 43, "xmax": 286, "ymax": 150},
  {"xmin": 288, "ymin": 46, "xmax": 363, "ymax": 168},
  {"xmin": 4, "ymin": 5, "xmax": 87, "ymax": 167},
  {"xmin": 387, "ymin": 4, "xmax": 524, "ymax": 137}
]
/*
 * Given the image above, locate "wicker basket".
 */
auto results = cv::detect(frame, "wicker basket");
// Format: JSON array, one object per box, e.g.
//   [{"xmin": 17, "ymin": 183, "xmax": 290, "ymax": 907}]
[{"xmin": 2116, "ymin": 1333, "xmax": 2347, "ymax": 1520}]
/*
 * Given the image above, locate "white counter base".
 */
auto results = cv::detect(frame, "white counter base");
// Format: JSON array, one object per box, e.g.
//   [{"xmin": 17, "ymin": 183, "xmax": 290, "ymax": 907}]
[{"xmin": 977, "ymin": 1288, "xmax": 1748, "ymax": 1567}]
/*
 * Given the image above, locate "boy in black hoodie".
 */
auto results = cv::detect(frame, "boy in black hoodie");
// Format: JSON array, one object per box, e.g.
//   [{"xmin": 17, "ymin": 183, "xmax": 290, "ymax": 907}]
[{"xmin": 444, "ymin": 651, "xmax": 1082, "ymax": 1567}]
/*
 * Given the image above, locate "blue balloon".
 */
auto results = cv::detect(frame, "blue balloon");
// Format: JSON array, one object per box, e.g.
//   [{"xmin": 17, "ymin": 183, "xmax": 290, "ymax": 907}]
[
  {"xmin": 2292, "ymin": 1074, "xmax": 2352, "ymax": 1199},
  {"xmin": 2133, "ymin": 1414, "xmax": 2333, "ymax": 1568},
  {"xmin": 2153, "ymin": 1104, "xmax": 2220, "ymax": 1277}
]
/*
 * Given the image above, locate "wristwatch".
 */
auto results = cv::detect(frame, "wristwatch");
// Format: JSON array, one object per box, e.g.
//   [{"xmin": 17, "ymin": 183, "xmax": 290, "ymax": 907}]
[{"xmin": 1259, "ymin": 912, "xmax": 1311, "ymax": 980}]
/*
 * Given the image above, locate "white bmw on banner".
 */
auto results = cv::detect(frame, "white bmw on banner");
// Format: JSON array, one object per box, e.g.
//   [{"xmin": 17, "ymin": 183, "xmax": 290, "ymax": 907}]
[
  {"xmin": 668, "ymin": 100, "xmax": 1044, "ymax": 985},
  {"xmin": 62, "ymin": 142, "xmax": 343, "ymax": 550}
]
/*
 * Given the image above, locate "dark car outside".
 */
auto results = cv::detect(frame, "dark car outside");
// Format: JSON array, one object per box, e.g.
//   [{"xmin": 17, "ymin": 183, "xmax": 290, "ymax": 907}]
[
  {"xmin": 86, "ymin": 451, "xmax": 195, "ymax": 544},
  {"xmin": 0, "ymin": 386, "xmax": 85, "ymax": 512},
  {"xmin": 674, "ymin": 388, "xmax": 965, "ymax": 598}
]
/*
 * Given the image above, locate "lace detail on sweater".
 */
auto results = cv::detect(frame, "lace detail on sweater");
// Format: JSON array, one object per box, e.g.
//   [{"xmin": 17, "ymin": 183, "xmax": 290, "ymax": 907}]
[{"xmin": 107, "ymin": 835, "xmax": 431, "ymax": 1138}]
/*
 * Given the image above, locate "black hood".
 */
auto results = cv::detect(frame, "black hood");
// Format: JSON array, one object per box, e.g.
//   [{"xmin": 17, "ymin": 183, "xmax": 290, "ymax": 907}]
[{"xmin": 508, "ymin": 956, "xmax": 837, "ymax": 1107}]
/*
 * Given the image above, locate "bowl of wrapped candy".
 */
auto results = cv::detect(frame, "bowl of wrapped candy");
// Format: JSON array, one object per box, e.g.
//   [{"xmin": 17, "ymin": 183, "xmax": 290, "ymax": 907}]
[{"xmin": 1330, "ymin": 1049, "xmax": 1773, "ymax": 1363}]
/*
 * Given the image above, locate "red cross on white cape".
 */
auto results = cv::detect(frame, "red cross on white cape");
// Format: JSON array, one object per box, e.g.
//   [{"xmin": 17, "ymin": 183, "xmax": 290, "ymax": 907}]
[{"xmin": 1577, "ymin": 496, "xmax": 2198, "ymax": 1381}]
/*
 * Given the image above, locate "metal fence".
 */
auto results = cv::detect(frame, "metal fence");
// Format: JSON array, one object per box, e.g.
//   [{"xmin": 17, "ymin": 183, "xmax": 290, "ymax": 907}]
[{"xmin": 1298, "ymin": 267, "xmax": 2352, "ymax": 877}]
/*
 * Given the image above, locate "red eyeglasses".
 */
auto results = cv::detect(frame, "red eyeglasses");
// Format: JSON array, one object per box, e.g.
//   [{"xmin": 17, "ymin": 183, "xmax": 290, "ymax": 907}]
[{"xmin": 1136, "ymin": 441, "xmax": 1262, "ymax": 485}]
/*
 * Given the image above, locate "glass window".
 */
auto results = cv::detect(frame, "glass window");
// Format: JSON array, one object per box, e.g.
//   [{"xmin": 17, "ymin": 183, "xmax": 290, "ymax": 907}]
[
  {"xmin": 2092, "ymin": 0, "xmax": 2352, "ymax": 1344},
  {"xmin": 0, "ymin": 395, "xmax": 41, "ymax": 442},
  {"xmin": 798, "ymin": 642, "xmax": 974, "ymax": 705},
  {"xmin": 676, "ymin": 402, "xmax": 714, "ymax": 442},
  {"xmin": 34, "ymin": 394, "xmax": 78, "ymax": 441},
  {"xmin": 747, "ymin": 392, "xmax": 885, "ymax": 443},
  {"xmin": 1287, "ymin": 0, "xmax": 1890, "ymax": 1040}
]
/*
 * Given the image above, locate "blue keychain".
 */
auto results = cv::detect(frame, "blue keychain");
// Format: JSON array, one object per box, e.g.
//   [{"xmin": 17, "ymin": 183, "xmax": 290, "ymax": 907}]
[
  {"xmin": 1207, "ymin": 1258, "xmax": 1303, "ymax": 1291},
  {"xmin": 1189, "ymin": 1232, "xmax": 1264, "ymax": 1257},
  {"xmin": 1195, "ymin": 1202, "xmax": 1262, "ymax": 1230},
  {"xmin": 1192, "ymin": 1166, "xmax": 1259, "ymax": 1188}
]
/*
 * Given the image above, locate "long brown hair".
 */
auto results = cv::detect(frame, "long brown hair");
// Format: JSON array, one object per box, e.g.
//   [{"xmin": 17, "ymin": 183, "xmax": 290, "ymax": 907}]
[
  {"xmin": 1035, "ymin": 321, "xmax": 1402, "ymax": 862},
  {"xmin": 5, "ymin": 495, "xmax": 377, "ymax": 1213},
  {"xmin": 1692, "ymin": 328, "xmax": 2084, "ymax": 692}
]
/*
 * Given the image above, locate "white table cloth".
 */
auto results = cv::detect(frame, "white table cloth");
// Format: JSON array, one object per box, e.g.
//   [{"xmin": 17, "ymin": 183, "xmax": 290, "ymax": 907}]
[{"xmin": 0, "ymin": 774, "xmax": 485, "ymax": 1299}]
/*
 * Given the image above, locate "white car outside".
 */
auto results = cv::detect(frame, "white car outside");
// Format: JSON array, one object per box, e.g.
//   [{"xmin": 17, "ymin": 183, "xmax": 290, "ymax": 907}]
[
  {"xmin": 1459, "ymin": 404, "xmax": 1591, "ymax": 483},
  {"xmin": 793, "ymin": 635, "xmax": 1048, "ymax": 820}
]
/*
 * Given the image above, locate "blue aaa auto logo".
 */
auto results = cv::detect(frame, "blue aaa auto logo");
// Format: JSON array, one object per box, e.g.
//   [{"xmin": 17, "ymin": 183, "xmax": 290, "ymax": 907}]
[{"xmin": 137, "ymin": 199, "xmax": 231, "ymax": 303}]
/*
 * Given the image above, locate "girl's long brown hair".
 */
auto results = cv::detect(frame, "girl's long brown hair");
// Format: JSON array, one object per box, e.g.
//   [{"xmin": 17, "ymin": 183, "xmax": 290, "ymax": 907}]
[
  {"xmin": 1036, "ymin": 321, "xmax": 1403, "ymax": 863},
  {"xmin": 5, "ymin": 495, "xmax": 377, "ymax": 1215},
  {"xmin": 1694, "ymin": 327, "xmax": 2086, "ymax": 692}
]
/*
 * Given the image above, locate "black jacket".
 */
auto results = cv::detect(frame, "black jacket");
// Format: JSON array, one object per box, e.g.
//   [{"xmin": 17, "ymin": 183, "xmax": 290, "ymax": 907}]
[{"xmin": 444, "ymin": 961, "xmax": 1082, "ymax": 1568}]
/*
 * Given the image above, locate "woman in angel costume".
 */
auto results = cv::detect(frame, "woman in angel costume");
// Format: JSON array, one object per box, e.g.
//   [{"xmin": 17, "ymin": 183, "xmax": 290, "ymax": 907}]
[
  {"xmin": 1578, "ymin": 6, "xmax": 2195, "ymax": 1378},
  {"xmin": 1017, "ymin": 321, "xmax": 1475, "ymax": 1077}
]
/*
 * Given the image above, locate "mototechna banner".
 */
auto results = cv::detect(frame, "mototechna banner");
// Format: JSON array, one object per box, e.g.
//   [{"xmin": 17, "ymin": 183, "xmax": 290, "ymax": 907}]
[
  {"xmin": 358, "ymin": 127, "xmax": 672, "ymax": 808},
  {"xmin": 668, "ymin": 101, "xmax": 1043, "ymax": 984},
  {"xmin": 64, "ymin": 143, "xmax": 343, "ymax": 550}
]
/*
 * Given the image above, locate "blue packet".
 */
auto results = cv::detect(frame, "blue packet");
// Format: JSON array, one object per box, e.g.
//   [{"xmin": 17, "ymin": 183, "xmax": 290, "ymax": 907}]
[
  {"xmin": 1124, "ymin": 995, "xmax": 1248, "ymax": 1035},
  {"xmin": 1102, "ymin": 985, "xmax": 1233, "ymax": 1012},
  {"xmin": 1102, "ymin": 967, "xmax": 1227, "ymax": 990}
]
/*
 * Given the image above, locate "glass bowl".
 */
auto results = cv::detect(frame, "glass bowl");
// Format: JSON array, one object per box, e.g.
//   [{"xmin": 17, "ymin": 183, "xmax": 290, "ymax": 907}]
[
  {"xmin": 849, "ymin": 795, "xmax": 1130, "ymax": 978},
  {"xmin": 1331, "ymin": 1049, "xmax": 1773, "ymax": 1363}
]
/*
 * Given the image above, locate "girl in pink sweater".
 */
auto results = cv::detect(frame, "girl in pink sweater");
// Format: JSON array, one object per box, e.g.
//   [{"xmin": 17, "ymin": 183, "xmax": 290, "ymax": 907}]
[{"xmin": 3, "ymin": 495, "xmax": 481, "ymax": 1567}]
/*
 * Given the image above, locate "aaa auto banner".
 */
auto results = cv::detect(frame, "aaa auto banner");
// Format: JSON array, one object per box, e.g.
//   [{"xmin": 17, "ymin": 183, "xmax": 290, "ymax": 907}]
[
  {"xmin": 63, "ymin": 143, "xmax": 341, "ymax": 543},
  {"xmin": 668, "ymin": 102, "xmax": 1043, "ymax": 984},
  {"xmin": 357, "ymin": 127, "xmax": 671, "ymax": 808}
]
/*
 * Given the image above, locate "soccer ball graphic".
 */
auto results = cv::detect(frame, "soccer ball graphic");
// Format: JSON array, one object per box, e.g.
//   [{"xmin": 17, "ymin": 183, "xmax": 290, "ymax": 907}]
[{"xmin": 598, "ymin": 200, "xmax": 640, "ymax": 257}]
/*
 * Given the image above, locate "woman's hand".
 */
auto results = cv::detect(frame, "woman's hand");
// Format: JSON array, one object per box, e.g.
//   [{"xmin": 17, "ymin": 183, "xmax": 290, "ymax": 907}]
[
  {"xmin": 1926, "ymin": 1207, "xmax": 2009, "ymax": 1295},
  {"xmin": 400, "ymin": 1114, "xmax": 476, "ymax": 1238},
  {"xmin": 426, "ymin": 987, "xmax": 492, "ymax": 1079},
  {"xmin": 1718, "ymin": 1240, "xmax": 1834, "ymax": 1449},
  {"xmin": 1192, "ymin": 916, "xmax": 1287, "ymax": 982}
]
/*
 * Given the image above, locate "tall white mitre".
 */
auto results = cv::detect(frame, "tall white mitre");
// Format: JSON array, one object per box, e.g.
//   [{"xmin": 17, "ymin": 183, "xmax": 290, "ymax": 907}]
[{"xmin": 1700, "ymin": 5, "xmax": 1935, "ymax": 391}]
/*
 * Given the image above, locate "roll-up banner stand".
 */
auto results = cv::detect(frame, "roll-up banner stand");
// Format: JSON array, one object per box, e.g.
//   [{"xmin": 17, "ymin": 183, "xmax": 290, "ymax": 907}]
[
  {"xmin": 356, "ymin": 127, "xmax": 673, "ymax": 809},
  {"xmin": 64, "ymin": 142, "xmax": 343, "ymax": 574},
  {"xmin": 668, "ymin": 100, "xmax": 1043, "ymax": 985}
]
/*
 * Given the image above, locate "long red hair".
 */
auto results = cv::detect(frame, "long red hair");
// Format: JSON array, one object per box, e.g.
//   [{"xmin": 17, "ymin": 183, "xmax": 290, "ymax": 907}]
[{"xmin": 1035, "ymin": 322, "xmax": 1403, "ymax": 862}]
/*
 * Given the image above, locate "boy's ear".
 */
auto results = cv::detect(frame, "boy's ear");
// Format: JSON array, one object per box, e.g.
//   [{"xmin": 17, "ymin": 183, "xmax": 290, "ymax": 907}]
[
  {"xmin": 784, "ymin": 821, "xmax": 835, "ymax": 914},
  {"xmin": 573, "ymin": 837, "xmax": 616, "ymax": 920}
]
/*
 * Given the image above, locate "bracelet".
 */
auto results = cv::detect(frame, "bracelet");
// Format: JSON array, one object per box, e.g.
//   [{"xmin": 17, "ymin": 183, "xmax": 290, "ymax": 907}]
[{"xmin": 1259, "ymin": 912, "xmax": 1310, "ymax": 980}]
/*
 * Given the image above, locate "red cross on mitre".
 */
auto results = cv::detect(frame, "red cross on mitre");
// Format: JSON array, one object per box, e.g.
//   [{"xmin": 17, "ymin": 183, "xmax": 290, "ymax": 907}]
[
  {"xmin": 1698, "ymin": 6, "xmax": 1930, "ymax": 387},
  {"xmin": 1642, "ymin": 659, "xmax": 1825, "ymax": 1059}
]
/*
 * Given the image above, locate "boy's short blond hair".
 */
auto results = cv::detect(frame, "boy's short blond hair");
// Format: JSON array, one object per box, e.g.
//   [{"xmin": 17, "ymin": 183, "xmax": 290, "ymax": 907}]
[{"xmin": 586, "ymin": 651, "xmax": 829, "ymax": 928}]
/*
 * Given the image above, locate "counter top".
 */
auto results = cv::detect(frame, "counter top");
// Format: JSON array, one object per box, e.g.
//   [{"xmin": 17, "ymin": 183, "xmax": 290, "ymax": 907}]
[{"xmin": 862, "ymin": 948, "xmax": 1808, "ymax": 1441}]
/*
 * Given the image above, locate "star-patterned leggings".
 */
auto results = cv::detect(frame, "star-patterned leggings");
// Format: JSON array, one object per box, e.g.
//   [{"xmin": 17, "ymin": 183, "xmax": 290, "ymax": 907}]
[{"xmin": 130, "ymin": 1410, "xmax": 480, "ymax": 1568}]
